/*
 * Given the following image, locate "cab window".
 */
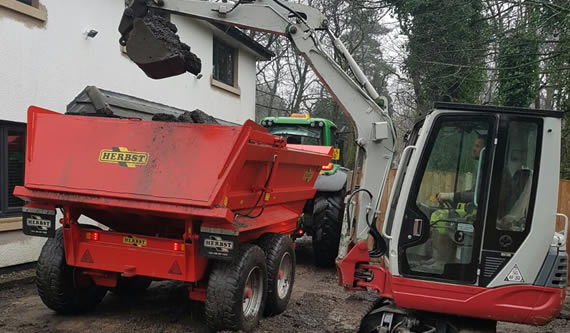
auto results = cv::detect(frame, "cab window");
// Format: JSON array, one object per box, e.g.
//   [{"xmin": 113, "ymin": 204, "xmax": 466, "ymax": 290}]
[{"xmin": 399, "ymin": 116, "xmax": 494, "ymax": 283}]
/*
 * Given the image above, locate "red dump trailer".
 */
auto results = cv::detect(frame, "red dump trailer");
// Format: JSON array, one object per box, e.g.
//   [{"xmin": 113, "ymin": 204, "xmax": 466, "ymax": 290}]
[{"xmin": 14, "ymin": 106, "xmax": 332, "ymax": 332}]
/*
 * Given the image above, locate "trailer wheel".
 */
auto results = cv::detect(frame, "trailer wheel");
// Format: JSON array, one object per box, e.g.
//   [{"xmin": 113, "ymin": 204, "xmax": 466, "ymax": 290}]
[
  {"xmin": 312, "ymin": 190, "xmax": 344, "ymax": 267},
  {"xmin": 36, "ymin": 229, "xmax": 107, "ymax": 314},
  {"xmin": 257, "ymin": 233, "xmax": 295, "ymax": 316},
  {"xmin": 111, "ymin": 276, "xmax": 152, "ymax": 296},
  {"xmin": 205, "ymin": 244, "xmax": 267, "ymax": 332}
]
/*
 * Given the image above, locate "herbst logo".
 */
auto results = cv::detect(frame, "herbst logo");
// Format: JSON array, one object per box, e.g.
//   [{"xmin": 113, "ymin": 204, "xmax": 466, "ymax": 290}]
[
  {"xmin": 122, "ymin": 235, "xmax": 147, "ymax": 247},
  {"xmin": 303, "ymin": 168, "xmax": 315, "ymax": 182},
  {"xmin": 98, "ymin": 147, "xmax": 149, "ymax": 168}
]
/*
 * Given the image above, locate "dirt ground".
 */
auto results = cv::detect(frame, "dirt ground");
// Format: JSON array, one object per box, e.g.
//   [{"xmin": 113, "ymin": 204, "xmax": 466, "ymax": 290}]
[{"xmin": 0, "ymin": 238, "xmax": 568, "ymax": 333}]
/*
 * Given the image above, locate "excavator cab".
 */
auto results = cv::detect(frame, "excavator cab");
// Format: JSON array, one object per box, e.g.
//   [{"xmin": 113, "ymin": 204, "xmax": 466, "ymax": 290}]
[
  {"xmin": 389, "ymin": 103, "xmax": 563, "ymax": 286},
  {"xmin": 347, "ymin": 102, "xmax": 567, "ymax": 331}
]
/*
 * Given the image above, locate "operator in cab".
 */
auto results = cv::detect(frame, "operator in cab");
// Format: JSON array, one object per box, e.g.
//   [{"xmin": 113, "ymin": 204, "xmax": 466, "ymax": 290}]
[{"xmin": 436, "ymin": 134, "xmax": 486, "ymax": 204}]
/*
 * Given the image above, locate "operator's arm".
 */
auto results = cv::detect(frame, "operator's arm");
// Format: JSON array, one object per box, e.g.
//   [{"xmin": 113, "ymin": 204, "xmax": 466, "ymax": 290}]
[
  {"xmin": 454, "ymin": 191, "xmax": 474, "ymax": 203},
  {"xmin": 437, "ymin": 191, "xmax": 474, "ymax": 204}
]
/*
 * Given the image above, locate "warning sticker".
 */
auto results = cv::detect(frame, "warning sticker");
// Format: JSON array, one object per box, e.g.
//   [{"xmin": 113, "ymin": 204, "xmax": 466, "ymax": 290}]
[{"xmin": 504, "ymin": 264, "xmax": 524, "ymax": 283}]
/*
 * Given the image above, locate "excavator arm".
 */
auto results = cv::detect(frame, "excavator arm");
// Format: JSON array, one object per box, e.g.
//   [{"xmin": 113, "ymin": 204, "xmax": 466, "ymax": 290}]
[{"xmin": 118, "ymin": 0, "xmax": 395, "ymax": 258}]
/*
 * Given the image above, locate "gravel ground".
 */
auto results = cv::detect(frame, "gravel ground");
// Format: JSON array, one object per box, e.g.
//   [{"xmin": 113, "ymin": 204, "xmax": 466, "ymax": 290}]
[{"xmin": 0, "ymin": 238, "xmax": 568, "ymax": 332}]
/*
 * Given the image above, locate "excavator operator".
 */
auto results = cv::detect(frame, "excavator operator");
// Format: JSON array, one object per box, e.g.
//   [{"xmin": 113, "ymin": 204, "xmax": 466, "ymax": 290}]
[{"xmin": 436, "ymin": 134, "xmax": 487, "ymax": 204}]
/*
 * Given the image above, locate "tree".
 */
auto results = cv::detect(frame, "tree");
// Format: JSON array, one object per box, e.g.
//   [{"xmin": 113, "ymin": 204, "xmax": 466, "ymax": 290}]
[
  {"xmin": 253, "ymin": 0, "xmax": 395, "ymax": 166},
  {"xmin": 384, "ymin": 0, "xmax": 490, "ymax": 114},
  {"xmin": 496, "ymin": 25, "xmax": 539, "ymax": 107}
]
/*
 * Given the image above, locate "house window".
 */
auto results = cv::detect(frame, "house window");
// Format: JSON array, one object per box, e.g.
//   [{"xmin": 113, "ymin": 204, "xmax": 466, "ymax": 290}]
[
  {"xmin": 212, "ymin": 38, "xmax": 240, "ymax": 94},
  {"xmin": 0, "ymin": 0, "xmax": 47, "ymax": 21},
  {"xmin": 0, "ymin": 122, "xmax": 26, "ymax": 218}
]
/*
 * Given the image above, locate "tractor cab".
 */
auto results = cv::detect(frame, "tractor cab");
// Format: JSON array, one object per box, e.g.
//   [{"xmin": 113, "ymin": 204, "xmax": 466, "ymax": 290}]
[
  {"xmin": 261, "ymin": 114, "xmax": 350, "ymax": 267},
  {"xmin": 261, "ymin": 114, "xmax": 343, "ymax": 169}
]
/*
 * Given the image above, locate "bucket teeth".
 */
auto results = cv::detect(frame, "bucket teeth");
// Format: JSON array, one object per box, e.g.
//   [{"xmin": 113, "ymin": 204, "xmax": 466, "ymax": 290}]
[{"xmin": 125, "ymin": 13, "xmax": 202, "ymax": 79}]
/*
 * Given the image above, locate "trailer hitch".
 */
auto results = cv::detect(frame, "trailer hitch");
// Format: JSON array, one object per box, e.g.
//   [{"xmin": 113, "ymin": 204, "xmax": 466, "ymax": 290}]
[{"xmin": 118, "ymin": 0, "xmax": 202, "ymax": 79}]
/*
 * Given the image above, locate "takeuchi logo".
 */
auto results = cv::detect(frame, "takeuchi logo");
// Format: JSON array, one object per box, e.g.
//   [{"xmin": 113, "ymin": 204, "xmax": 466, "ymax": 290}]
[{"xmin": 98, "ymin": 147, "xmax": 149, "ymax": 168}]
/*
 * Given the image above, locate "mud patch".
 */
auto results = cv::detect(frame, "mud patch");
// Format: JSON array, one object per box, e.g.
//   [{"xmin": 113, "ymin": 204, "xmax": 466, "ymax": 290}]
[
  {"xmin": 0, "ymin": 263, "xmax": 35, "ymax": 292},
  {"xmin": 0, "ymin": 242, "xmax": 568, "ymax": 332}
]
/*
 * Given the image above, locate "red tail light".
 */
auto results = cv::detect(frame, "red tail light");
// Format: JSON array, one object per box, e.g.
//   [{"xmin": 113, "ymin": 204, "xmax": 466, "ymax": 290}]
[{"xmin": 86, "ymin": 231, "xmax": 99, "ymax": 241}]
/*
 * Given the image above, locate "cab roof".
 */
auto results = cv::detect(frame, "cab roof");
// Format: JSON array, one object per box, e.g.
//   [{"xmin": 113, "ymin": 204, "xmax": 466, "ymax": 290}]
[{"xmin": 434, "ymin": 102, "xmax": 562, "ymax": 119}]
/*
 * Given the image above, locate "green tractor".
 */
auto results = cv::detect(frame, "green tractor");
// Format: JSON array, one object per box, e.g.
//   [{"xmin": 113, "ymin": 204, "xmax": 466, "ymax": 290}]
[{"xmin": 261, "ymin": 114, "xmax": 349, "ymax": 267}]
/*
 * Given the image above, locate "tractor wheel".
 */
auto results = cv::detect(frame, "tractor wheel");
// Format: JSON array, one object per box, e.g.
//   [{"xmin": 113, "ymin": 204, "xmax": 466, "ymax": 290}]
[
  {"xmin": 36, "ymin": 229, "xmax": 107, "ymax": 314},
  {"xmin": 111, "ymin": 276, "xmax": 152, "ymax": 296},
  {"xmin": 205, "ymin": 244, "xmax": 267, "ymax": 332},
  {"xmin": 312, "ymin": 190, "xmax": 345, "ymax": 267},
  {"xmin": 257, "ymin": 233, "xmax": 295, "ymax": 316}
]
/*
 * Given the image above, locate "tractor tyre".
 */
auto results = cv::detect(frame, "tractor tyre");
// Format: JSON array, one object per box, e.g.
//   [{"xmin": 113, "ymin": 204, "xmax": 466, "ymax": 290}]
[
  {"xmin": 257, "ymin": 233, "xmax": 295, "ymax": 316},
  {"xmin": 205, "ymin": 244, "xmax": 267, "ymax": 332},
  {"xmin": 36, "ymin": 228, "xmax": 107, "ymax": 314},
  {"xmin": 312, "ymin": 190, "xmax": 345, "ymax": 267},
  {"xmin": 111, "ymin": 276, "xmax": 152, "ymax": 296}
]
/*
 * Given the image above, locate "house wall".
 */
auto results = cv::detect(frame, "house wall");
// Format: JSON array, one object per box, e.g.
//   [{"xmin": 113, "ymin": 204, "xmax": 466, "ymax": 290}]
[
  {"xmin": 0, "ymin": 230, "xmax": 45, "ymax": 267},
  {"xmin": 0, "ymin": 0, "xmax": 257, "ymax": 124},
  {"xmin": 0, "ymin": 0, "xmax": 259, "ymax": 268}
]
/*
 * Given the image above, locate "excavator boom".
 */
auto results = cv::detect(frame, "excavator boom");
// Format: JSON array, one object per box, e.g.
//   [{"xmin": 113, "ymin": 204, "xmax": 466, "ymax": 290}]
[
  {"xmin": 118, "ymin": 1, "xmax": 567, "ymax": 331},
  {"xmin": 119, "ymin": 0, "xmax": 396, "ymax": 254}
]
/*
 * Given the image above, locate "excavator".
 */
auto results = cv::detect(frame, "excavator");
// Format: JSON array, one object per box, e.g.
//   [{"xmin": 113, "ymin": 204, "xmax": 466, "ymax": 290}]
[{"xmin": 118, "ymin": 1, "xmax": 567, "ymax": 332}]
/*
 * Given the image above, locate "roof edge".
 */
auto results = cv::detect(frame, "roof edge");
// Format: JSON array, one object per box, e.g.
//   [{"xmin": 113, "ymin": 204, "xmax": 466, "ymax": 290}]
[
  {"xmin": 212, "ymin": 23, "xmax": 275, "ymax": 61},
  {"xmin": 434, "ymin": 102, "xmax": 563, "ymax": 119}
]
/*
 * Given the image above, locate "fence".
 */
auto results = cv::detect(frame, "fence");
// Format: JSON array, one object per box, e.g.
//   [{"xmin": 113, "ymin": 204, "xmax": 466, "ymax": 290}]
[{"xmin": 375, "ymin": 170, "xmax": 570, "ymax": 284}]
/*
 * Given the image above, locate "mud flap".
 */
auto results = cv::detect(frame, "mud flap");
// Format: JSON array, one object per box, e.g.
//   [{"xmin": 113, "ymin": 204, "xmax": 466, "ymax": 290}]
[
  {"xmin": 199, "ymin": 228, "xmax": 239, "ymax": 261},
  {"xmin": 22, "ymin": 207, "xmax": 56, "ymax": 238}
]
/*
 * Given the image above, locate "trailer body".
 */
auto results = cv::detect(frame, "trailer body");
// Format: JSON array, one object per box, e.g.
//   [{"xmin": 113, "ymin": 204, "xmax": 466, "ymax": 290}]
[{"xmin": 15, "ymin": 106, "xmax": 331, "ymax": 294}]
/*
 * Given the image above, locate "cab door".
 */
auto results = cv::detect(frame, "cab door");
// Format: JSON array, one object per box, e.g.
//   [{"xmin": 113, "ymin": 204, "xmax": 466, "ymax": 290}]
[
  {"xmin": 478, "ymin": 116, "xmax": 542, "ymax": 286},
  {"xmin": 398, "ymin": 115, "xmax": 497, "ymax": 284}
]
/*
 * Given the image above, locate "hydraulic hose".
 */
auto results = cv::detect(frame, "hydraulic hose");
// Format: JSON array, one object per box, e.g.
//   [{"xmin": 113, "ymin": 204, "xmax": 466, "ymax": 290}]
[{"xmin": 345, "ymin": 188, "xmax": 386, "ymax": 258}]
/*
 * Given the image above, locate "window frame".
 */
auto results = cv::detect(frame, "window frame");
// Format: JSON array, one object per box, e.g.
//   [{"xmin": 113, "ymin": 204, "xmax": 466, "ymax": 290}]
[
  {"xmin": 211, "ymin": 37, "xmax": 241, "ymax": 95},
  {"xmin": 398, "ymin": 114, "xmax": 497, "ymax": 284},
  {"xmin": 0, "ymin": 121, "xmax": 26, "ymax": 219},
  {"xmin": 482, "ymin": 116, "xmax": 543, "ymax": 252},
  {"xmin": 0, "ymin": 0, "xmax": 47, "ymax": 21}
]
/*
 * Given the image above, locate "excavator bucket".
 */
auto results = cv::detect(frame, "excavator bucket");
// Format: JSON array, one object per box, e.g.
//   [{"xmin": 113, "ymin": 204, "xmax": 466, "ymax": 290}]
[{"xmin": 119, "ymin": 3, "xmax": 201, "ymax": 79}]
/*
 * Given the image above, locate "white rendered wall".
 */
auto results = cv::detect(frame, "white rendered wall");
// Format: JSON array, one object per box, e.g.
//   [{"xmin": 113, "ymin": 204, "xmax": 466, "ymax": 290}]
[
  {"xmin": 0, "ymin": 230, "xmax": 45, "ymax": 267},
  {"xmin": 0, "ymin": 0, "xmax": 257, "ymax": 125},
  {"xmin": 0, "ymin": 0, "xmax": 259, "ymax": 267}
]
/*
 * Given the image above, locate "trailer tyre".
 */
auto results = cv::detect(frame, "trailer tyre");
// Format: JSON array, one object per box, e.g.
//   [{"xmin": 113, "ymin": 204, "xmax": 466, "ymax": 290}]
[
  {"xmin": 205, "ymin": 244, "xmax": 267, "ymax": 332},
  {"xmin": 312, "ymin": 190, "xmax": 345, "ymax": 267},
  {"xmin": 36, "ymin": 229, "xmax": 107, "ymax": 314},
  {"xmin": 257, "ymin": 233, "xmax": 295, "ymax": 316}
]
